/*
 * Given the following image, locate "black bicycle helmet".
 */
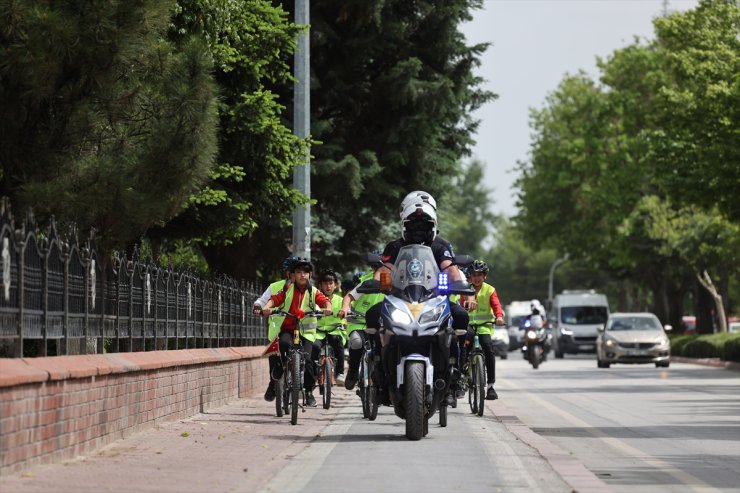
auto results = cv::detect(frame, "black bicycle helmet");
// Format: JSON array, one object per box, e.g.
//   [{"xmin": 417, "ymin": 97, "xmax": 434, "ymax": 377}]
[
  {"xmin": 281, "ymin": 255, "xmax": 298, "ymax": 271},
  {"xmin": 469, "ymin": 260, "xmax": 489, "ymax": 274},
  {"xmin": 318, "ymin": 269, "xmax": 339, "ymax": 283},
  {"xmin": 291, "ymin": 256, "xmax": 314, "ymax": 273}
]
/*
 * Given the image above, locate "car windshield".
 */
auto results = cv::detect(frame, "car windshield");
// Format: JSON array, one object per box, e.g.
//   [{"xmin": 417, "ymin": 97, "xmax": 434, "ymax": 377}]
[
  {"xmin": 561, "ymin": 306, "xmax": 608, "ymax": 325},
  {"xmin": 607, "ymin": 316, "xmax": 662, "ymax": 331}
]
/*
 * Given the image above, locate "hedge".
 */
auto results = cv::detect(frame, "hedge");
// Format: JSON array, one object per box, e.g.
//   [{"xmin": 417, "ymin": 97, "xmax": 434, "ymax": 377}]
[{"xmin": 668, "ymin": 332, "xmax": 740, "ymax": 362}]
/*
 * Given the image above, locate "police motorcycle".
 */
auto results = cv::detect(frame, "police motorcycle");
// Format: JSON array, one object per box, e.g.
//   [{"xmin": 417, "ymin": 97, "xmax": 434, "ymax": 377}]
[
  {"xmin": 357, "ymin": 246, "xmax": 474, "ymax": 440},
  {"xmin": 520, "ymin": 315, "xmax": 549, "ymax": 369}
]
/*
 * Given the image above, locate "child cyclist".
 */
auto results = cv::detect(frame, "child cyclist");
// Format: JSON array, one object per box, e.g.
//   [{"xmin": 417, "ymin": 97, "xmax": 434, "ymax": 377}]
[
  {"xmin": 313, "ymin": 269, "xmax": 348, "ymax": 384},
  {"xmin": 462, "ymin": 260, "xmax": 505, "ymax": 400},
  {"xmin": 260, "ymin": 258, "xmax": 333, "ymax": 407}
]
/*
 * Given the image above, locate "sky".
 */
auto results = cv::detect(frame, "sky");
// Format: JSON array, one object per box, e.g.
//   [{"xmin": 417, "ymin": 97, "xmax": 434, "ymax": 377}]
[{"xmin": 460, "ymin": 0, "xmax": 699, "ymax": 218}]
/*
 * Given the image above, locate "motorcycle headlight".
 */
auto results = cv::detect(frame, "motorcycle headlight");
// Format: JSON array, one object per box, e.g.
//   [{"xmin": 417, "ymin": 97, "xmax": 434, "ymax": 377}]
[
  {"xmin": 418, "ymin": 304, "xmax": 444, "ymax": 324},
  {"xmin": 526, "ymin": 330, "xmax": 538, "ymax": 340},
  {"xmin": 390, "ymin": 307, "xmax": 412, "ymax": 325}
]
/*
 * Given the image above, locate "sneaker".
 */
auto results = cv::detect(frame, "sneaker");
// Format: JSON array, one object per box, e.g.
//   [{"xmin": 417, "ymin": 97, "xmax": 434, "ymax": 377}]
[
  {"xmin": 305, "ymin": 392, "xmax": 317, "ymax": 407},
  {"xmin": 335, "ymin": 373, "xmax": 345, "ymax": 385},
  {"xmin": 486, "ymin": 387, "xmax": 498, "ymax": 400},
  {"xmin": 264, "ymin": 382, "xmax": 276, "ymax": 402},
  {"xmin": 344, "ymin": 374, "xmax": 357, "ymax": 390}
]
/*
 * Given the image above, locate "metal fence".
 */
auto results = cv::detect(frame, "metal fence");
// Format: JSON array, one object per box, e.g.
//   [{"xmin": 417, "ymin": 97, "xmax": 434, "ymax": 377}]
[{"xmin": 0, "ymin": 199, "xmax": 266, "ymax": 358}]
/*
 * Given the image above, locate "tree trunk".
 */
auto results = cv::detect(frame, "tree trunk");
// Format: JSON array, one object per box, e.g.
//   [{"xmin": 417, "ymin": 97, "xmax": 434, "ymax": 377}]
[{"xmin": 696, "ymin": 270, "xmax": 727, "ymax": 333}]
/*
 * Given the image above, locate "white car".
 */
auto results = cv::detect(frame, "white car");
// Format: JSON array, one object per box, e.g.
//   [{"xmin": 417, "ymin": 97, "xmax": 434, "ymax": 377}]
[{"xmin": 596, "ymin": 312, "xmax": 672, "ymax": 368}]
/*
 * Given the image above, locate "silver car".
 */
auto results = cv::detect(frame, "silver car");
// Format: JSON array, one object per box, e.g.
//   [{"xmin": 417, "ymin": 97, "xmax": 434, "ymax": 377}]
[{"xmin": 596, "ymin": 312, "xmax": 672, "ymax": 368}]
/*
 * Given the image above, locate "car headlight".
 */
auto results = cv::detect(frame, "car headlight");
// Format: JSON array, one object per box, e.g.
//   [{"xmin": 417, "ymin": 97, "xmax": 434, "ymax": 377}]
[
  {"xmin": 418, "ymin": 304, "xmax": 444, "ymax": 324},
  {"xmin": 560, "ymin": 327, "xmax": 573, "ymax": 336},
  {"xmin": 605, "ymin": 339, "xmax": 615, "ymax": 347},
  {"xmin": 390, "ymin": 307, "xmax": 412, "ymax": 325},
  {"xmin": 658, "ymin": 338, "xmax": 669, "ymax": 346}
]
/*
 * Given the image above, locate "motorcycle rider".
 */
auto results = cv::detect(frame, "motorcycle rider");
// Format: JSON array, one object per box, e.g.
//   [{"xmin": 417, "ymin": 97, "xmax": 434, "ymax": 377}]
[
  {"xmin": 527, "ymin": 302, "xmax": 551, "ymax": 358},
  {"xmin": 342, "ymin": 191, "xmax": 476, "ymax": 405},
  {"xmin": 462, "ymin": 260, "xmax": 505, "ymax": 400},
  {"xmin": 313, "ymin": 269, "xmax": 347, "ymax": 385},
  {"xmin": 260, "ymin": 258, "xmax": 333, "ymax": 408}
]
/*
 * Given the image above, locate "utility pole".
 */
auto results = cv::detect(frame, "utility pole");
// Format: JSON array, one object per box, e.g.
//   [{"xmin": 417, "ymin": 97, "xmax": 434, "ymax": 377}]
[
  {"xmin": 547, "ymin": 254, "xmax": 569, "ymax": 313},
  {"xmin": 292, "ymin": 0, "xmax": 311, "ymax": 259}
]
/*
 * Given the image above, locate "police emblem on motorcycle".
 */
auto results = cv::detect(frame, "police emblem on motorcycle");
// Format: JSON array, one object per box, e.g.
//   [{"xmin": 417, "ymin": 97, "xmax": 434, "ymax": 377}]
[{"xmin": 407, "ymin": 259, "xmax": 423, "ymax": 280}]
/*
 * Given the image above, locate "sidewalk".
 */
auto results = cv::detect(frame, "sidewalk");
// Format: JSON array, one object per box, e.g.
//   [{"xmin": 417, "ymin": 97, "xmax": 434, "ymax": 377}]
[{"xmin": 0, "ymin": 388, "xmax": 344, "ymax": 493}]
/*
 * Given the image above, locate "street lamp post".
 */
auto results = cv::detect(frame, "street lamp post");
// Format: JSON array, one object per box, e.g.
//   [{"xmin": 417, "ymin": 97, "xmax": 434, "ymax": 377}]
[
  {"xmin": 292, "ymin": 0, "xmax": 311, "ymax": 259},
  {"xmin": 547, "ymin": 253, "xmax": 569, "ymax": 313}
]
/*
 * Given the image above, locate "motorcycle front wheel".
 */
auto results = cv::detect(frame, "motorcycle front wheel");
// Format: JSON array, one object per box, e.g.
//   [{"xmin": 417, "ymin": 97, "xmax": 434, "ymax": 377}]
[
  {"xmin": 530, "ymin": 345, "xmax": 541, "ymax": 369},
  {"xmin": 404, "ymin": 361, "xmax": 426, "ymax": 441}
]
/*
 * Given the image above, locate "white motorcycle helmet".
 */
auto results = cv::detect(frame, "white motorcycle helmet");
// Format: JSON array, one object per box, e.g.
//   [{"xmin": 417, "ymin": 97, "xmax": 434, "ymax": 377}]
[{"xmin": 399, "ymin": 190, "xmax": 438, "ymax": 242}]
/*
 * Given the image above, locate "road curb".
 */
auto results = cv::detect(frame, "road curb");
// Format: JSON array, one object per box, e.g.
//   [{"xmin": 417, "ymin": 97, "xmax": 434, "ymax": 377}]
[
  {"xmin": 488, "ymin": 399, "xmax": 614, "ymax": 493},
  {"xmin": 671, "ymin": 356, "xmax": 740, "ymax": 371}
]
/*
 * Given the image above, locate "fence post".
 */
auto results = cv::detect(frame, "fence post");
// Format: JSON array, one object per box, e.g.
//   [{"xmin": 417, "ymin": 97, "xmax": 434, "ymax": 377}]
[
  {"xmin": 64, "ymin": 243, "xmax": 71, "ymax": 356},
  {"xmin": 15, "ymin": 233, "xmax": 24, "ymax": 358}
]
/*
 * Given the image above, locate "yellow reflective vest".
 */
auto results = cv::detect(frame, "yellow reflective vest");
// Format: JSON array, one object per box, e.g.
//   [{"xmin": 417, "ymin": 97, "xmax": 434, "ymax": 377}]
[
  {"xmin": 316, "ymin": 293, "xmax": 347, "ymax": 345},
  {"xmin": 268, "ymin": 284, "xmax": 320, "ymax": 342},
  {"xmin": 469, "ymin": 282, "xmax": 496, "ymax": 336},
  {"xmin": 349, "ymin": 272, "xmax": 384, "ymax": 334}
]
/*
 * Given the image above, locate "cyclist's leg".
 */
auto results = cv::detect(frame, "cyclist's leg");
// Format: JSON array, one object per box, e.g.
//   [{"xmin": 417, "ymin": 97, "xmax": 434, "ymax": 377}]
[
  {"xmin": 302, "ymin": 336, "xmax": 318, "ymax": 392},
  {"xmin": 328, "ymin": 334, "xmax": 343, "ymax": 377},
  {"xmin": 346, "ymin": 330, "xmax": 365, "ymax": 389},
  {"xmin": 478, "ymin": 333, "xmax": 496, "ymax": 384}
]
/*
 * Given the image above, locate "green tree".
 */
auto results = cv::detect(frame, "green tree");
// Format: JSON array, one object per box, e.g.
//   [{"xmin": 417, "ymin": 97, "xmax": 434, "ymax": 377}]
[
  {"xmin": 649, "ymin": 0, "xmax": 740, "ymax": 222},
  {"xmin": 306, "ymin": 0, "xmax": 496, "ymax": 274},
  {"xmin": 438, "ymin": 159, "xmax": 499, "ymax": 259},
  {"xmin": 0, "ymin": 0, "xmax": 218, "ymax": 252},
  {"xmin": 148, "ymin": 0, "xmax": 309, "ymax": 278}
]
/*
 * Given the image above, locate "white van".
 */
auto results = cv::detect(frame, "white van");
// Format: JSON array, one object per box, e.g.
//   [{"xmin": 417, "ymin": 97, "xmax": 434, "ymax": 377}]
[{"xmin": 551, "ymin": 290, "xmax": 609, "ymax": 358}]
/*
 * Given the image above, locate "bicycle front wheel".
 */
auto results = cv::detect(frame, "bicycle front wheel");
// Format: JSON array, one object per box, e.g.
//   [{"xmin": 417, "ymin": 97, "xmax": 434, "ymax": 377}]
[
  {"xmin": 322, "ymin": 357, "xmax": 333, "ymax": 409},
  {"xmin": 290, "ymin": 353, "xmax": 301, "ymax": 425},
  {"xmin": 275, "ymin": 377, "xmax": 284, "ymax": 417},
  {"xmin": 473, "ymin": 353, "xmax": 486, "ymax": 417}
]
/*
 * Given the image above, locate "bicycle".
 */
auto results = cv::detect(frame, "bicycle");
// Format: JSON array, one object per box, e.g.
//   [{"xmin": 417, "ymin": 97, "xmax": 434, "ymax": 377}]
[
  {"xmin": 269, "ymin": 309, "xmax": 324, "ymax": 425},
  {"xmin": 459, "ymin": 327, "xmax": 487, "ymax": 417},
  {"xmin": 348, "ymin": 311, "xmax": 380, "ymax": 420},
  {"xmin": 316, "ymin": 323, "xmax": 344, "ymax": 410}
]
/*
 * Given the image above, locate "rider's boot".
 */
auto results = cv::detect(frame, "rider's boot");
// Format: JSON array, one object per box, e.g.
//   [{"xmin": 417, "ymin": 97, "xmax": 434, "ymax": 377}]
[{"xmin": 344, "ymin": 349, "xmax": 361, "ymax": 390}]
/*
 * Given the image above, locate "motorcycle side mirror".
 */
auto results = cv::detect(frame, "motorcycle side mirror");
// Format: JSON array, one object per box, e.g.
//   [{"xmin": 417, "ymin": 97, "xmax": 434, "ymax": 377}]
[
  {"xmin": 366, "ymin": 252, "xmax": 383, "ymax": 267},
  {"xmin": 452, "ymin": 254, "xmax": 474, "ymax": 269},
  {"xmin": 357, "ymin": 279, "xmax": 381, "ymax": 294}
]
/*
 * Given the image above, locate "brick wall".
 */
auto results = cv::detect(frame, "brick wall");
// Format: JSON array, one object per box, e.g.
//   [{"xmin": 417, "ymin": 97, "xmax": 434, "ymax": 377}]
[{"xmin": 0, "ymin": 347, "xmax": 268, "ymax": 475}]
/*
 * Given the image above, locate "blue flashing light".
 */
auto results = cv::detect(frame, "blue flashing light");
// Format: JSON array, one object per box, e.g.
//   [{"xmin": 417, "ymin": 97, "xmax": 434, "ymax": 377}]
[{"xmin": 438, "ymin": 273, "xmax": 449, "ymax": 293}]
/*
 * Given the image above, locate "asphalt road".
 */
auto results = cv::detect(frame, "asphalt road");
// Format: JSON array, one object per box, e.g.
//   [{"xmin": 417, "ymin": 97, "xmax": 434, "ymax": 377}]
[{"xmin": 496, "ymin": 353, "xmax": 740, "ymax": 493}]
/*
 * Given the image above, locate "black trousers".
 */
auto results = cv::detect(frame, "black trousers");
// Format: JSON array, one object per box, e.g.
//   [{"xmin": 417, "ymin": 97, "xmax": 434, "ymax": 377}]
[
  {"xmin": 312, "ymin": 334, "xmax": 345, "ymax": 377},
  {"xmin": 268, "ymin": 330, "xmax": 316, "ymax": 391},
  {"xmin": 460, "ymin": 330, "xmax": 496, "ymax": 384}
]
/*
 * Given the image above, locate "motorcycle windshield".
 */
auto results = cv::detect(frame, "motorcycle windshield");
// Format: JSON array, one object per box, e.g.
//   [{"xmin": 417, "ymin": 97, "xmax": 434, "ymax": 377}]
[{"xmin": 391, "ymin": 245, "xmax": 440, "ymax": 301}]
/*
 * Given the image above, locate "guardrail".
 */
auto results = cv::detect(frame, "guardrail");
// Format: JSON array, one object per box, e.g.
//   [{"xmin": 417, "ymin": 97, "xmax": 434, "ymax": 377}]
[{"xmin": 0, "ymin": 198, "xmax": 265, "ymax": 357}]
